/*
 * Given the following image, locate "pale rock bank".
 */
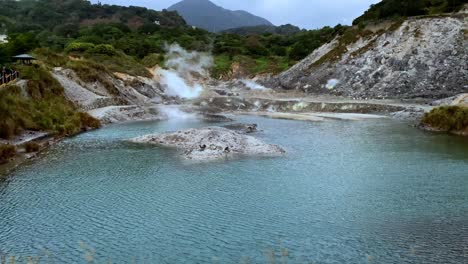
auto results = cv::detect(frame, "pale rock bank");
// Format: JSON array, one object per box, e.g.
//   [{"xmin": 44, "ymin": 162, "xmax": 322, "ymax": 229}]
[
  {"xmin": 265, "ymin": 13, "xmax": 467, "ymax": 99},
  {"xmin": 52, "ymin": 67, "xmax": 166, "ymax": 124},
  {"xmin": 130, "ymin": 127, "xmax": 285, "ymax": 161}
]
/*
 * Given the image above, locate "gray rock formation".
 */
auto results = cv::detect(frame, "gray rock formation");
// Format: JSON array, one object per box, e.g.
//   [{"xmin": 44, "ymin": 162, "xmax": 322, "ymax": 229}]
[
  {"xmin": 52, "ymin": 68, "xmax": 166, "ymax": 123},
  {"xmin": 265, "ymin": 14, "xmax": 467, "ymax": 99},
  {"xmin": 88, "ymin": 106, "xmax": 162, "ymax": 125},
  {"xmin": 194, "ymin": 96, "xmax": 408, "ymax": 114},
  {"xmin": 431, "ymin": 93, "xmax": 468, "ymax": 106},
  {"xmin": 130, "ymin": 127, "xmax": 285, "ymax": 161}
]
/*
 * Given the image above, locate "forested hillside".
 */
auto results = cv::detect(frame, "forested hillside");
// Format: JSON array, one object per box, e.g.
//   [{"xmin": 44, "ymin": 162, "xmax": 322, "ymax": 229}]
[
  {"xmin": 0, "ymin": 0, "xmax": 345, "ymax": 78},
  {"xmin": 0, "ymin": 0, "xmax": 186, "ymax": 30},
  {"xmin": 0, "ymin": 0, "xmax": 465, "ymax": 78},
  {"xmin": 222, "ymin": 24, "xmax": 302, "ymax": 36},
  {"xmin": 0, "ymin": 0, "xmax": 210, "ymax": 63},
  {"xmin": 211, "ymin": 25, "xmax": 345, "ymax": 77},
  {"xmin": 353, "ymin": 0, "xmax": 466, "ymax": 25}
]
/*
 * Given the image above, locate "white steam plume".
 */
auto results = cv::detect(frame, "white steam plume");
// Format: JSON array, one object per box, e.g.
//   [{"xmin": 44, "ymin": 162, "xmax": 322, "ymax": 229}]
[
  {"xmin": 164, "ymin": 44, "xmax": 213, "ymax": 76},
  {"xmin": 159, "ymin": 70, "xmax": 203, "ymax": 99},
  {"xmin": 158, "ymin": 105, "xmax": 197, "ymax": 120},
  {"xmin": 241, "ymin": 79, "xmax": 269, "ymax": 91},
  {"xmin": 157, "ymin": 44, "xmax": 213, "ymax": 99},
  {"xmin": 326, "ymin": 79, "xmax": 340, "ymax": 90}
]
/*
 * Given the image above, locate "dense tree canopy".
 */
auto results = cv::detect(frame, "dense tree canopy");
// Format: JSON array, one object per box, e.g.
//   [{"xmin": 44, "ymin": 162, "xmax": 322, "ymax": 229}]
[
  {"xmin": 353, "ymin": 0, "xmax": 467, "ymax": 25},
  {"xmin": 0, "ymin": 0, "xmax": 207, "ymax": 63},
  {"xmin": 222, "ymin": 24, "xmax": 302, "ymax": 36}
]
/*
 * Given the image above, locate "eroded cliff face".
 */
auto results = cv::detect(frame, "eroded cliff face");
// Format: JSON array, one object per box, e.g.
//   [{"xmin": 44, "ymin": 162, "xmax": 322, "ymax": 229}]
[
  {"xmin": 52, "ymin": 68, "xmax": 168, "ymax": 124},
  {"xmin": 266, "ymin": 13, "xmax": 467, "ymax": 99}
]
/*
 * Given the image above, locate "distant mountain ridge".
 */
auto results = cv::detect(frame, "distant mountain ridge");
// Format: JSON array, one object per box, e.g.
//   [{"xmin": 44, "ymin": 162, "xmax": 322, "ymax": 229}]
[
  {"xmin": 168, "ymin": 0, "xmax": 273, "ymax": 32},
  {"xmin": 222, "ymin": 24, "xmax": 302, "ymax": 36}
]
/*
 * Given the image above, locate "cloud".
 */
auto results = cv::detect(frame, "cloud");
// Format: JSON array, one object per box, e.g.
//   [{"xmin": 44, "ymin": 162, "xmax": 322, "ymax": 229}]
[
  {"xmin": 91, "ymin": 0, "xmax": 381, "ymax": 29},
  {"xmin": 249, "ymin": 0, "xmax": 380, "ymax": 28}
]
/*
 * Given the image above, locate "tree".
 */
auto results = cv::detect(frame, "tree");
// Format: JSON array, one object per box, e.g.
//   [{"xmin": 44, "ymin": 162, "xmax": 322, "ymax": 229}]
[
  {"xmin": 6, "ymin": 33, "xmax": 39, "ymax": 56},
  {"xmin": 245, "ymin": 36, "xmax": 269, "ymax": 57},
  {"xmin": 54, "ymin": 23, "xmax": 80, "ymax": 38}
]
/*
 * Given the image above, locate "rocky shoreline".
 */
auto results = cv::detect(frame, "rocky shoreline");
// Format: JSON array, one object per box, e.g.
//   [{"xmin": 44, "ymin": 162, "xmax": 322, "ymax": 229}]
[
  {"xmin": 0, "ymin": 86, "xmax": 453, "ymax": 171},
  {"xmin": 0, "ymin": 134, "xmax": 62, "ymax": 176},
  {"xmin": 419, "ymin": 124, "xmax": 468, "ymax": 137},
  {"xmin": 1, "ymin": 93, "xmax": 464, "ymax": 173}
]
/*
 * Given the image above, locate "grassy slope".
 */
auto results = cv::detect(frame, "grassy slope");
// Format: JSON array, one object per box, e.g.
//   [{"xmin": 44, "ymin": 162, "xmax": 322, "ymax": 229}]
[
  {"xmin": 213, "ymin": 54, "xmax": 291, "ymax": 79},
  {"xmin": 0, "ymin": 65, "xmax": 101, "ymax": 140}
]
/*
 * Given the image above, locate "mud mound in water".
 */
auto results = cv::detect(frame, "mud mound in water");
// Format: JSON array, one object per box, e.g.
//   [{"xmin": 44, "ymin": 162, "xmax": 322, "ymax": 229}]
[{"xmin": 130, "ymin": 127, "xmax": 284, "ymax": 161}]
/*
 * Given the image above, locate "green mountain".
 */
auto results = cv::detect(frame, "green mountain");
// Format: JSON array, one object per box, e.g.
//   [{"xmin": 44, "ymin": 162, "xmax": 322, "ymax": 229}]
[
  {"xmin": 168, "ymin": 0, "xmax": 273, "ymax": 32},
  {"xmin": 0, "ymin": 0, "xmax": 186, "ymax": 31},
  {"xmin": 0, "ymin": 0, "xmax": 210, "ymax": 63}
]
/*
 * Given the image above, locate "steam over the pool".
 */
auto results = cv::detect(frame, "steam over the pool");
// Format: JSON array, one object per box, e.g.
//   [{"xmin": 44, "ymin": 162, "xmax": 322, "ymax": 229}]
[
  {"xmin": 156, "ymin": 44, "xmax": 213, "ymax": 99},
  {"xmin": 158, "ymin": 105, "xmax": 197, "ymax": 120}
]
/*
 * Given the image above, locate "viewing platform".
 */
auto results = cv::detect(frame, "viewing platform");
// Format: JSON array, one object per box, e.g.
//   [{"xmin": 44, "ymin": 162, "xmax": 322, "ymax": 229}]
[{"xmin": 0, "ymin": 54, "xmax": 36, "ymax": 86}]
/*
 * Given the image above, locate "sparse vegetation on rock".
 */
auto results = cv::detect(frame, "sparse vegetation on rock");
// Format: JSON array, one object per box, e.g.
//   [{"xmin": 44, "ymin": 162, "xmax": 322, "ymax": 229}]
[
  {"xmin": 0, "ymin": 67, "xmax": 101, "ymax": 140},
  {"xmin": 421, "ymin": 106, "xmax": 468, "ymax": 135},
  {"xmin": 23, "ymin": 142, "xmax": 40, "ymax": 153},
  {"xmin": 0, "ymin": 144, "xmax": 16, "ymax": 164}
]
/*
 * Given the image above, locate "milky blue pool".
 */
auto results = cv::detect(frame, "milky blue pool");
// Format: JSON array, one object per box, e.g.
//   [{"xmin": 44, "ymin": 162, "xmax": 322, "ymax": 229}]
[{"xmin": 1, "ymin": 116, "xmax": 467, "ymax": 263}]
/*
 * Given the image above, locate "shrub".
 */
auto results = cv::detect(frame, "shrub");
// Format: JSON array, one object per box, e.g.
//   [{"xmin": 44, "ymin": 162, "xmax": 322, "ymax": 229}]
[
  {"xmin": 33, "ymin": 48, "xmax": 68, "ymax": 67},
  {"xmin": 65, "ymin": 42, "xmax": 95, "ymax": 53},
  {"xmin": 23, "ymin": 142, "xmax": 40, "ymax": 153},
  {"xmin": 245, "ymin": 36, "xmax": 269, "ymax": 57},
  {"xmin": 0, "ymin": 144, "xmax": 17, "ymax": 163},
  {"xmin": 0, "ymin": 86, "xmax": 31, "ymax": 139},
  {"xmin": 141, "ymin": 53, "xmax": 165, "ymax": 67},
  {"xmin": 85, "ymin": 51, "xmax": 151, "ymax": 78},
  {"xmin": 211, "ymin": 54, "xmax": 233, "ymax": 78},
  {"xmin": 422, "ymin": 106, "xmax": 468, "ymax": 132},
  {"xmin": 0, "ymin": 119, "xmax": 20, "ymax": 139},
  {"xmin": 79, "ymin": 112, "xmax": 101, "ymax": 130},
  {"xmin": 89, "ymin": 44, "xmax": 117, "ymax": 56}
]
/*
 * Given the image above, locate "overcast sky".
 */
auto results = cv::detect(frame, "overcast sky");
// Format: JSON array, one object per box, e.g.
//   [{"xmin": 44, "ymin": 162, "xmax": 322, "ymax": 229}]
[{"xmin": 90, "ymin": 0, "xmax": 381, "ymax": 29}]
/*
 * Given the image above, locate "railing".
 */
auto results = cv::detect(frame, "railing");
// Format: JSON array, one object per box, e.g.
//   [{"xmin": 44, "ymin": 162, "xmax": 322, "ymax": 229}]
[{"xmin": 0, "ymin": 71, "xmax": 19, "ymax": 86}]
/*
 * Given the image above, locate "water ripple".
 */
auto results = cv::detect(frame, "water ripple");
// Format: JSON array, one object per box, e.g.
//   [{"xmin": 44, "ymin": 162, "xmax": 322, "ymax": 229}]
[{"xmin": 0, "ymin": 117, "xmax": 467, "ymax": 263}]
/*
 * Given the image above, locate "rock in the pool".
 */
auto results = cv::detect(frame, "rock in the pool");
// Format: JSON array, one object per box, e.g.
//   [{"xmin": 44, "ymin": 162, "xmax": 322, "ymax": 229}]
[
  {"xmin": 223, "ymin": 123, "xmax": 258, "ymax": 134},
  {"xmin": 130, "ymin": 127, "xmax": 285, "ymax": 161}
]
